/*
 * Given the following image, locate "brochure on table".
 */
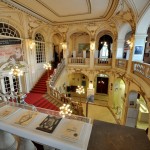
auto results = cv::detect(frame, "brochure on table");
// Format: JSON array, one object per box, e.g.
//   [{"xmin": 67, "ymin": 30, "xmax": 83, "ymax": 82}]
[{"xmin": 0, "ymin": 102, "xmax": 92, "ymax": 150}]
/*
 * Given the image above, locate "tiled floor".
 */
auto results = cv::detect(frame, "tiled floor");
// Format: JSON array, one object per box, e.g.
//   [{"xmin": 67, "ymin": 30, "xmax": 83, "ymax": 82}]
[
  {"xmin": 72, "ymin": 94, "xmax": 116, "ymax": 124},
  {"xmin": 82, "ymin": 103, "xmax": 116, "ymax": 124}
]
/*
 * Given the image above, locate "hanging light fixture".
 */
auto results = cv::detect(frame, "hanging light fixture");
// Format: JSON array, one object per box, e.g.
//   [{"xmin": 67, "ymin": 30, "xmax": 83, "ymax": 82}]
[
  {"xmin": 59, "ymin": 104, "xmax": 72, "ymax": 118},
  {"xmin": 9, "ymin": 65, "xmax": 23, "ymax": 77}
]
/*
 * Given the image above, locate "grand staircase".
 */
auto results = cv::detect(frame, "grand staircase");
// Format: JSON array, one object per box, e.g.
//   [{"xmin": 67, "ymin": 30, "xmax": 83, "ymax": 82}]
[
  {"xmin": 30, "ymin": 70, "xmax": 53, "ymax": 94},
  {"xmin": 25, "ymin": 69, "xmax": 60, "ymax": 111}
]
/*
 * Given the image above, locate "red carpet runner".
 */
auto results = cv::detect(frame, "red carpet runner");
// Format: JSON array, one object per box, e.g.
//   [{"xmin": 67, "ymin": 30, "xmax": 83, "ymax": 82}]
[{"xmin": 25, "ymin": 70, "xmax": 59, "ymax": 111}]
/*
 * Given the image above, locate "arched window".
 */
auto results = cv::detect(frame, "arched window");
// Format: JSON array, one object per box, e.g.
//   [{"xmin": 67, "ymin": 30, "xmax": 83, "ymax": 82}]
[
  {"xmin": 0, "ymin": 23, "xmax": 20, "ymax": 38},
  {"xmin": 35, "ymin": 33, "xmax": 46, "ymax": 63}
]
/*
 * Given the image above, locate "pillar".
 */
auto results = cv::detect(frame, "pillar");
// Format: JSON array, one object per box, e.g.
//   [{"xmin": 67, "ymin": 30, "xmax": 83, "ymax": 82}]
[
  {"xmin": 90, "ymin": 40, "xmax": 95, "ymax": 68},
  {"xmin": 132, "ymin": 33, "xmax": 147, "ymax": 62},
  {"xmin": 111, "ymin": 39, "xmax": 117, "ymax": 68},
  {"xmin": 126, "ymin": 34, "xmax": 135, "ymax": 74},
  {"xmin": 116, "ymin": 39, "xmax": 125, "ymax": 59}
]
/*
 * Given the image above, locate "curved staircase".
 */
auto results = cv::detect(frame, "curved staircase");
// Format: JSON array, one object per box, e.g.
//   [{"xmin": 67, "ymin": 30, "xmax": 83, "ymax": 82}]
[{"xmin": 25, "ymin": 70, "xmax": 59, "ymax": 111}]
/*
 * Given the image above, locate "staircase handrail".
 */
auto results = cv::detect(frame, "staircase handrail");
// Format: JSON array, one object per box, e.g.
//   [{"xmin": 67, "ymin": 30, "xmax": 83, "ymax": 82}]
[
  {"xmin": 50, "ymin": 59, "xmax": 65, "ymax": 86},
  {"xmin": 47, "ymin": 83, "xmax": 84, "ymax": 116},
  {"xmin": 0, "ymin": 91, "xmax": 27, "ymax": 104}
]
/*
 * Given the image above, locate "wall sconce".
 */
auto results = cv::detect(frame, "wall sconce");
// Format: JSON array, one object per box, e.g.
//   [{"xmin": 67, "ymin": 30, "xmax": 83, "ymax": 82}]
[
  {"xmin": 29, "ymin": 40, "xmax": 35, "ymax": 50},
  {"xmin": 90, "ymin": 40, "xmax": 95, "ymax": 51},
  {"xmin": 126, "ymin": 40, "xmax": 133, "ymax": 49},
  {"xmin": 62, "ymin": 41, "xmax": 67, "ymax": 50}
]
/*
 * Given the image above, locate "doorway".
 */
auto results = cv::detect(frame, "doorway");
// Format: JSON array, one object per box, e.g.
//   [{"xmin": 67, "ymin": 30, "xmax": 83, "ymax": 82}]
[{"xmin": 96, "ymin": 77, "xmax": 108, "ymax": 94}]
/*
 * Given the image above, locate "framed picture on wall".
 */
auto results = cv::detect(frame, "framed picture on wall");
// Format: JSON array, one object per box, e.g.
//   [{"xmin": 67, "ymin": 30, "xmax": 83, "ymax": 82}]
[
  {"xmin": 78, "ymin": 43, "xmax": 90, "ymax": 54},
  {"xmin": 134, "ymin": 46, "xmax": 143, "ymax": 54}
]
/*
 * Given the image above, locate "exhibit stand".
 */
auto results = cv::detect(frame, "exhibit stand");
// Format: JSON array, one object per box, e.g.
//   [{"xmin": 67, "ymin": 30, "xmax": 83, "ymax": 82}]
[{"xmin": 0, "ymin": 101, "xmax": 92, "ymax": 150}]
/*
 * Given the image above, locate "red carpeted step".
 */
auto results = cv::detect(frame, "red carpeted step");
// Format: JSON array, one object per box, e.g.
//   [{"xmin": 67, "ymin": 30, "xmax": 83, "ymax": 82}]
[
  {"xmin": 36, "ymin": 101, "xmax": 49, "ymax": 108},
  {"xmin": 31, "ymin": 88, "xmax": 47, "ymax": 91},
  {"xmin": 25, "ymin": 93, "xmax": 43, "ymax": 104},
  {"xmin": 25, "ymin": 70, "xmax": 59, "ymax": 112},
  {"xmin": 30, "ymin": 90, "xmax": 46, "ymax": 93},
  {"xmin": 33, "ymin": 99, "xmax": 45, "ymax": 106}
]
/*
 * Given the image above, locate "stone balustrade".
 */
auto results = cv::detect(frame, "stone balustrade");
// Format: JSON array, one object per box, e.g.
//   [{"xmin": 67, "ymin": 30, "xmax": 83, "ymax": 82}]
[
  {"xmin": 50, "ymin": 59, "xmax": 65, "ymax": 86},
  {"xmin": 47, "ymin": 84, "xmax": 84, "ymax": 116},
  {"xmin": 68, "ymin": 58, "xmax": 90, "ymax": 65},
  {"xmin": 95, "ymin": 58, "xmax": 112, "ymax": 66},
  {"xmin": 132, "ymin": 62, "xmax": 150, "ymax": 84},
  {"xmin": 116, "ymin": 59, "xmax": 128, "ymax": 69}
]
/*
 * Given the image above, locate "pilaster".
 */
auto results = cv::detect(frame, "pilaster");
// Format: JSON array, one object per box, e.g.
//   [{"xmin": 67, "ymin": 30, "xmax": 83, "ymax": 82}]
[{"xmin": 116, "ymin": 39, "xmax": 125, "ymax": 59}]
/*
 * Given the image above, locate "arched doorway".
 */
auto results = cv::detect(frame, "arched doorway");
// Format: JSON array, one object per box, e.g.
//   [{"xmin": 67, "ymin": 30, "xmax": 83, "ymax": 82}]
[
  {"xmin": 126, "ymin": 91, "xmax": 149, "ymax": 131},
  {"xmin": 96, "ymin": 74, "xmax": 109, "ymax": 94},
  {"xmin": 52, "ymin": 33, "xmax": 63, "ymax": 67},
  {"xmin": 94, "ymin": 74, "xmax": 109, "ymax": 104},
  {"xmin": 98, "ymin": 35, "xmax": 113, "ymax": 58},
  {"xmin": 123, "ymin": 31, "xmax": 131, "ymax": 59}
]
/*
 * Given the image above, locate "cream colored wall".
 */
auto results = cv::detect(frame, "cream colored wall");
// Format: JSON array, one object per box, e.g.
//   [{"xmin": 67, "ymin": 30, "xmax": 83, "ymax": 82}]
[
  {"xmin": 0, "ymin": 2, "xmax": 54, "ymax": 92},
  {"xmin": 69, "ymin": 33, "xmax": 90, "ymax": 57}
]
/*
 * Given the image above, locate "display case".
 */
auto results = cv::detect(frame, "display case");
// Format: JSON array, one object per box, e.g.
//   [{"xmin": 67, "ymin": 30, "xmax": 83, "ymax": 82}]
[{"xmin": 0, "ymin": 101, "xmax": 92, "ymax": 150}]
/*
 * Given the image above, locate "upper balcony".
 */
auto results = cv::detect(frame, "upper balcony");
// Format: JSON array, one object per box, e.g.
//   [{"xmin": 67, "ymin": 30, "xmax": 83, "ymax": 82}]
[{"xmin": 67, "ymin": 57, "xmax": 150, "ymax": 85}]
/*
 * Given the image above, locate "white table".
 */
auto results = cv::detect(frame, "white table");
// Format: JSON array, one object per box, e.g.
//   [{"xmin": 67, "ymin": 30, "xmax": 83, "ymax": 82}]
[{"xmin": 0, "ymin": 102, "xmax": 92, "ymax": 150}]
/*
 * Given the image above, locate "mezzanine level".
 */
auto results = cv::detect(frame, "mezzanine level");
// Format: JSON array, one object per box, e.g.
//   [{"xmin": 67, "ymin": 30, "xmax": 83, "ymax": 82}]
[{"xmin": 67, "ymin": 57, "xmax": 150, "ymax": 85}]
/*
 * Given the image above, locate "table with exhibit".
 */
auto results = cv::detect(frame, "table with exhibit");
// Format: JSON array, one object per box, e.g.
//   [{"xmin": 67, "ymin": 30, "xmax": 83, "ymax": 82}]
[{"xmin": 0, "ymin": 102, "xmax": 92, "ymax": 150}]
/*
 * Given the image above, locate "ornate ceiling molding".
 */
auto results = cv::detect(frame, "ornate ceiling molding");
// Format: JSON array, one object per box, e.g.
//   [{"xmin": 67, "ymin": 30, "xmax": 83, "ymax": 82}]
[
  {"xmin": 36, "ymin": 0, "xmax": 91, "ymax": 17},
  {"xmin": 1, "ymin": 0, "xmax": 119, "ymax": 25}
]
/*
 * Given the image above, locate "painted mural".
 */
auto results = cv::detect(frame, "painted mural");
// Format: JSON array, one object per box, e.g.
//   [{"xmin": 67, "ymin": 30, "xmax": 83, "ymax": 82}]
[{"xmin": 0, "ymin": 39, "xmax": 23, "ymax": 65}]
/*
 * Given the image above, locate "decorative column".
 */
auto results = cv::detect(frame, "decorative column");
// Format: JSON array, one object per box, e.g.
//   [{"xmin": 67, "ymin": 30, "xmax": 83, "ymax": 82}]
[
  {"xmin": 86, "ymin": 23, "xmax": 98, "ymax": 68},
  {"xmin": 132, "ymin": 33, "xmax": 147, "ymax": 62},
  {"xmin": 111, "ymin": 38, "xmax": 117, "ymax": 68},
  {"xmin": 108, "ymin": 72, "xmax": 115, "ymax": 109},
  {"xmin": 116, "ymin": 39, "xmax": 125, "ymax": 59},
  {"xmin": 90, "ymin": 40, "xmax": 95, "ymax": 68},
  {"xmin": 57, "ymin": 25, "xmax": 68, "ymax": 65},
  {"xmin": 121, "ymin": 78, "xmax": 130, "ymax": 125},
  {"xmin": 126, "ymin": 34, "xmax": 135, "ymax": 74}
]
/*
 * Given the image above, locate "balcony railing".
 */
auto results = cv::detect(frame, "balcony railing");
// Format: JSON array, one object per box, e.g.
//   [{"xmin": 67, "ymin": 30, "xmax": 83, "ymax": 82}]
[
  {"xmin": 68, "ymin": 57, "xmax": 90, "ymax": 65},
  {"xmin": 95, "ymin": 58, "xmax": 112, "ymax": 66},
  {"xmin": 47, "ymin": 84, "xmax": 84, "ymax": 116},
  {"xmin": 116, "ymin": 59, "xmax": 128, "ymax": 69},
  {"xmin": 132, "ymin": 62, "xmax": 150, "ymax": 84},
  {"xmin": 50, "ymin": 59, "xmax": 65, "ymax": 86}
]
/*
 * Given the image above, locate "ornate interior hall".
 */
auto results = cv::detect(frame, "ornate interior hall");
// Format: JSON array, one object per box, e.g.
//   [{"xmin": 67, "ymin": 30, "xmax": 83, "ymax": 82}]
[{"xmin": 0, "ymin": 0, "xmax": 150, "ymax": 150}]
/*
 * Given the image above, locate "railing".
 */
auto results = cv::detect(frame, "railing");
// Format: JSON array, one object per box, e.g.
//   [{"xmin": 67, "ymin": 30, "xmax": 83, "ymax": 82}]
[
  {"xmin": 47, "ymin": 84, "xmax": 84, "ymax": 116},
  {"xmin": 68, "ymin": 57, "xmax": 90, "ymax": 65},
  {"xmin": 50, "ymin": 59, "xmax": 65, "ymax": 86},
  {"xmin": 132, "ymin": 62, "xmax": 150, "ymax": 85},
  {"xmin": 0, "ymin": 92, "xmax": 27, "ymax": 104},
  {"xmin": 116, "ymin": 59, "xmax": 128, "ymax": 69},
  {"xmin": 95, "ymin": 58, "xmax": 112, "ymax": 66}
]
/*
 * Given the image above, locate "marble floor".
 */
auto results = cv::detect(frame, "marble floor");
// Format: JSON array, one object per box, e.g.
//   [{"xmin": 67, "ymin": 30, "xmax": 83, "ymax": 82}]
[
  {"xmin": 82, "ymin": 102, "xmax": 116, "ymax": 124},
  {"xmin": 71, "ymin": 94, "xmax": 117, "ymax": 124}
]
